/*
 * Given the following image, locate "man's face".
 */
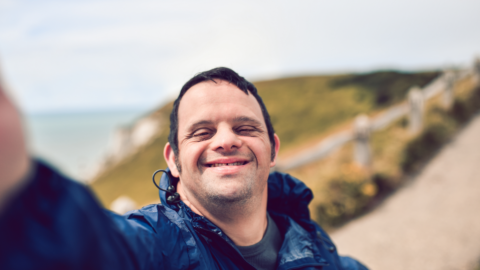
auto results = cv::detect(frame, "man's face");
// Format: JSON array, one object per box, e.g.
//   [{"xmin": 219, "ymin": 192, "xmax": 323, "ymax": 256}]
[{"xmin": 165, "ymin": 80, "xmax": 279, "ymax": 207}]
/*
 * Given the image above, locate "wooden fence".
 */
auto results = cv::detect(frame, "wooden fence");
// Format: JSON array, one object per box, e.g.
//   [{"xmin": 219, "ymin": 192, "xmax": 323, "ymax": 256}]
[{"xmin": 275, "ymin": 58, "xmax": 480, "ymax": 171}]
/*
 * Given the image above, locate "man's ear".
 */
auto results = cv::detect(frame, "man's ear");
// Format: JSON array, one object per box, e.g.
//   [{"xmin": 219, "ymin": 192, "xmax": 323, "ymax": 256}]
[
  {"xmin": 270, "ymin": 134, "xmax": 281, "ymax": 167},
  {"xmin": 164, "ymin": 143, "xmax": 180, "ymax": 177}
]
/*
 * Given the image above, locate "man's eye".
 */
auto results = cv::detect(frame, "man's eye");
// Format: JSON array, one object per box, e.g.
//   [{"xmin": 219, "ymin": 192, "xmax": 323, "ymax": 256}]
[
  {"xmin": 194, "ymin": 131, "xmax": 209, "ymax": 136},
  {"xmin": 237, "ymin": 127, "xmax": 256, "ymax": 134},
  {"xmin": 192, "ymin": 129, "xmax": 212, "ymax": 138}
]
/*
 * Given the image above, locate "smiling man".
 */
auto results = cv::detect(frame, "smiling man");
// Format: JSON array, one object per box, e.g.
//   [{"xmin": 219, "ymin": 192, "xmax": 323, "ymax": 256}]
[
  {"xmin": 0, "ymin": 67, "xmax": 367, "ymax": 270},
  {"xmin": 166, "ymin": 78, "xmax": 277, "ymax": 248}
]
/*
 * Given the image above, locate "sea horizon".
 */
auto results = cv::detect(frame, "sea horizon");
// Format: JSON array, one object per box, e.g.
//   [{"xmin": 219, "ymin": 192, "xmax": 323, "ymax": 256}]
[{"xmin": 24, "ymin": 108, "xmax": 146, "ymax": 182}]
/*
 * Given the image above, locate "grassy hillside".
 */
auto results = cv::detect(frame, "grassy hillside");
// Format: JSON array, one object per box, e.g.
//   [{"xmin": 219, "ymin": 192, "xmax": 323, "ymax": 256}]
[
  {"xmin": 256, "ymin": 71, "xmax": 439, "ymax": 152},
  {"xmin": 90, "ymin": 70, "xmax": 439, "ymax": 208},
  {"xmin": 285, "ymin": 75, "xmax": 479, "ymax": 228}
]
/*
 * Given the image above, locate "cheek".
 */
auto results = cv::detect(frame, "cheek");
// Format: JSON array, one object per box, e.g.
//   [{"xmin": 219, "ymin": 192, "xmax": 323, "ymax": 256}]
[
  {"xmin": 244, "ymin": 137, "xmax": 272, "ymax": 163},
  {"xmin": 180, "ymin": 142, "xmax": 208, "ymax": 169}
]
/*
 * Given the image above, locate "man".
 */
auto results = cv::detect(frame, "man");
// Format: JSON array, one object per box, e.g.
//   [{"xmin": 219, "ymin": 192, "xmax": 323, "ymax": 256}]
[{"xmin": 0, "ymin": 67, "xmax": 367, "ymax": 269}]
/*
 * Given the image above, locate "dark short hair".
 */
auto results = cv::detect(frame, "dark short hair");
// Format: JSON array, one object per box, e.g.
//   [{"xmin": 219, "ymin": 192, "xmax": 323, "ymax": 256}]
[{"xmin": 168, "ymin": 67, "xmax": 276, "ymax": 161}]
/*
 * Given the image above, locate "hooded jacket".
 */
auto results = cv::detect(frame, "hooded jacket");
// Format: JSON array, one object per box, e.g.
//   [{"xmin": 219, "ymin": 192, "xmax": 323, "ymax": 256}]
[{"xmin": 0, "ymin": 160, "xmax": 367, "ymax": 270}]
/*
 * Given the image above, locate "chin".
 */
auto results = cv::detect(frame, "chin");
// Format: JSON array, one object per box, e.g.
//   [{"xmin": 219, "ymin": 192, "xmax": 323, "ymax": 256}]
[{"xmin": 207, "ymin": 183, "xmax": 252, "ymax": 205}]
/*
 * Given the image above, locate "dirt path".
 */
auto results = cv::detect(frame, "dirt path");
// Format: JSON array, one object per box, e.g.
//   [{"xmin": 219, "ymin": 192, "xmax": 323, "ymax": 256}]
[{"xmin": 331, "ymin": 113, "xmax": 480, "ymax": 270}]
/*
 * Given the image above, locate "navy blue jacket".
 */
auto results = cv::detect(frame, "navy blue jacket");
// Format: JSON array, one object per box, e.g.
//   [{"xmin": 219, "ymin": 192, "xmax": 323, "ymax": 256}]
[{"xmin": 0, "ymin": 160, "xmax": 367, "ymax": 270}]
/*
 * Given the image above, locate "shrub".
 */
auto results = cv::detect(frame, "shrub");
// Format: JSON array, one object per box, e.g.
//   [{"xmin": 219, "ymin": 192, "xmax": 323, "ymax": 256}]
[
  {"xmin": 401, "ymin": 109, "xmax": 457, "ymax": 172},
  {"xmin": 451, "ymin": 86, "xmax": 480, "ymax": 123},
  {"xmin": 316, "ymin": 164, "xmax": 377, "ymax": 227}
]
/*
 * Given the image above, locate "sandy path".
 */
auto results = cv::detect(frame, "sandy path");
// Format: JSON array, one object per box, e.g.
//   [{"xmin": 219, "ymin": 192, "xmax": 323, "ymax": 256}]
[{"xmin": 331, "ymin": 113, "xmax": 480, "ymax": 270}]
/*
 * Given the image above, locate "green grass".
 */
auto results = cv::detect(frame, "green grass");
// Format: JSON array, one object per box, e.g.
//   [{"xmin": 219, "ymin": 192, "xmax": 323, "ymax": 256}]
[
  {"xmin": 256, "ymin": 71, "xmax": 439, "ymax": 152},
  {"xmin": 90, "ymin": 70, "xmax": 440, "ymax": 208}
]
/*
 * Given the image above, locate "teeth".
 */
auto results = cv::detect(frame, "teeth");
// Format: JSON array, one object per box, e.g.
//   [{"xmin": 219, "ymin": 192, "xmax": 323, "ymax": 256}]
[{"xmin": 210, "ymin": 162, "xmax": 245, "ymax": 167}]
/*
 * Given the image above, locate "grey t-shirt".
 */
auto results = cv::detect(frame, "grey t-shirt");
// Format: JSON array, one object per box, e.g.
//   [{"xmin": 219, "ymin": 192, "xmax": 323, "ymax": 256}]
[{"xmin": 236, "ymin": 214, "xmax": 283, "ymax": 270}]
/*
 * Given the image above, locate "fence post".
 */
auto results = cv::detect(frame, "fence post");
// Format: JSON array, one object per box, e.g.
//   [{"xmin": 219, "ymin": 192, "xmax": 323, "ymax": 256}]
[
  {"xmin": 442, "ymin": 71, "xmax": 455, "ymax": 109},
  {"xmin": 354, "ymin": 114, "xmax": 371, "ymax": 168},
  {"xmin": 408, "ymin": 86, "xmax": 424, "ymax": 135}
]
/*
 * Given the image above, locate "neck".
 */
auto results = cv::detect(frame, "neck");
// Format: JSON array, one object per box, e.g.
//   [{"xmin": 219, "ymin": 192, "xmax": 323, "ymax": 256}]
[{"xmin": 177, "ymin": 181, "xmax": 268, "ymax": 246}]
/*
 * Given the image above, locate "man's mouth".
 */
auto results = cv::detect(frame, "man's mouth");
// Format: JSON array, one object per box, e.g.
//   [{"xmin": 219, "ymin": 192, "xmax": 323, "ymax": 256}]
[{"xmin": 207, "ymin": 161, "xmax": 248, "ymax": 167}]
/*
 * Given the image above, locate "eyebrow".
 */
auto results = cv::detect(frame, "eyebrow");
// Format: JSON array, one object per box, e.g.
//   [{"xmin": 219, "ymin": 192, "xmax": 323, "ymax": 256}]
[
  {"xmin": 187, "ymin": 116, "xmax": 263, "ymax": 130},
  {"xmin": 232, "ymin": 116, "xmax": 263, "ymax": 126},
  {"xmin": 188, "ymin": 120, "xmax": 215, "ymax": 131}
]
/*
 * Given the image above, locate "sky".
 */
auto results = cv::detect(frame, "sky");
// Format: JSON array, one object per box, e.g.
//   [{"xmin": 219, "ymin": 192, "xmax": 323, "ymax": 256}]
[{"xmin": 1, "ymin": 0, "xmax": 479, "ymax": 114}]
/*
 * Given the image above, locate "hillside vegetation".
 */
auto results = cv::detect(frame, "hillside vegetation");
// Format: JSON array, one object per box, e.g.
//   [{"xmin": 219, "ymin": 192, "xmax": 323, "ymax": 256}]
[
  {"xmin": 90, "ymin": 70, "xmax": 439, "ymax": 208},
  {"xmin": 286, "ymin": 75, "xmax": 479, "ymax": 229}
]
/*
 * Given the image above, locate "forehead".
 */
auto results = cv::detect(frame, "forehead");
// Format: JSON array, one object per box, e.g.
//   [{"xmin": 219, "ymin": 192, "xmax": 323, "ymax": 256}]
[{"xmin": 177, "ymin": 80, "xmax": 264, "ymax": 127}]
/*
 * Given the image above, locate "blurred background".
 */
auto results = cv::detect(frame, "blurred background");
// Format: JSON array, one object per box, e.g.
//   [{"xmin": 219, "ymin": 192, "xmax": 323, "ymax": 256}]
[{"xmin": 1, "ymin": 0, "xmax": 480, "ymax": 268}]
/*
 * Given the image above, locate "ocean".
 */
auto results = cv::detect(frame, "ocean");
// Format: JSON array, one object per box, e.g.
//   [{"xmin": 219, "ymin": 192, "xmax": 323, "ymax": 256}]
[{"xmin": 24, "ymin": 110, "xmax": 145, "ymax": 182}]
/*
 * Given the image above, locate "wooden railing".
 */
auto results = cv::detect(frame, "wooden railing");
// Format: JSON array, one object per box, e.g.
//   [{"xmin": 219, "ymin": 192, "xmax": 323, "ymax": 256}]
[{"xmin": 276, "ymin": 58, "xmax": 480, "ymax": 171}]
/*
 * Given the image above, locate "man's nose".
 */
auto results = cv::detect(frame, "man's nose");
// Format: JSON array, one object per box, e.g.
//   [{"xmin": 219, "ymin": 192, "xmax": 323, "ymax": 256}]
[{"xmin": 211, "ymin": 125, "xmax": 242, "ymax": 152}]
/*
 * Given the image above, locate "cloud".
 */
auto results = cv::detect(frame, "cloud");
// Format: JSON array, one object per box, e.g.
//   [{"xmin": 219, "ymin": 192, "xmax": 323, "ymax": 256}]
[{"xmin": 0, "ymin": 0, "xmax": 479, "ymax": 113}]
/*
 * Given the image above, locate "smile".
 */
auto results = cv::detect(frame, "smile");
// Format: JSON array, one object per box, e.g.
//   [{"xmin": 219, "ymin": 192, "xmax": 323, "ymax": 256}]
[{"xmin": 208, "ymin": 161, "xmax": 248, "ymax": 167}]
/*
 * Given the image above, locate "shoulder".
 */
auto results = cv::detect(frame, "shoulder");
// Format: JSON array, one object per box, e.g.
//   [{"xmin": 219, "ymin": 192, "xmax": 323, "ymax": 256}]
[
  {"xmin": 109, "ymin": 204, "xmax": 196, "ymax": 269},
  {"xmin": 111, "ymin": 203, "xmax": 186, "ymax": 236}
]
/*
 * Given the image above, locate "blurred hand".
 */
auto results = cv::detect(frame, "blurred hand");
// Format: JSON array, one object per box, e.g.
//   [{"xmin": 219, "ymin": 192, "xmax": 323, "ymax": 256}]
[{"xmin": 0, "ymin": 71, "xmax": 30, "ymax": 213}]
